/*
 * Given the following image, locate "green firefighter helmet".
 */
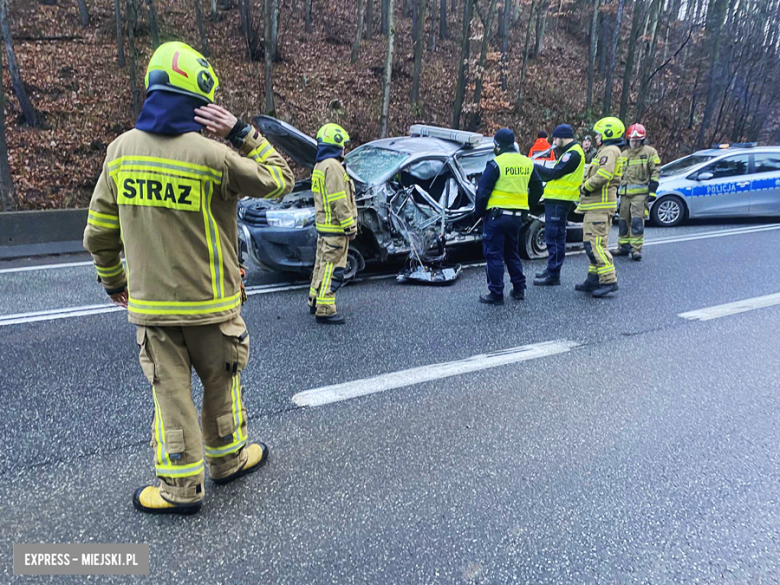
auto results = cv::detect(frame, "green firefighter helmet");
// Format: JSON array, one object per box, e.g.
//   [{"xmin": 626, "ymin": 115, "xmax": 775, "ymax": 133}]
[
  {"xmin": 593, "ymin": 117, "xmax": 625, "ymax": 141},
  {"xmin": 316, "ymin": 123, "xmax": 350, "ymax": 149},
  {"xmin": 145, "ymin": 42, "xmax": 219, "ymax": 103}
]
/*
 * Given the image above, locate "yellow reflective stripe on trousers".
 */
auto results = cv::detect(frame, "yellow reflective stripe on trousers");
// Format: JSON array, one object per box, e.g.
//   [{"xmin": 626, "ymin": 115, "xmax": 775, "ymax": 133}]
[
  {"xmin": 594, "ymin": 237, "xmax": 614, "ymax": 273},
  {"xmin": 156, "ymin": 460, "xmax": 205, "ymax": 478},
  {"xmin": 201, "ymin": 181, "xmax": 224, "ymax": 299},
  {"xmin": 152, "ymin": 388, "xmax": 171, "ymax": 467},
  {"xmin": 205, "ymin": 375, "xmax": 247, "ymax": 458},
  {"xmin": 95, "ymin": 261, "xmax": 124, "ymax": 278},
  {"xmin": 88, "ymin": 210, "xmax": 120, "ymax": 230},
  {"xmin": 128, "ymin": 292, "xmax": 242, "ymax": 315},
  {"xmin": 108, "ymin": 156, "xmax": 223, "ymax": 182},
  {"xmin": 317, "ymin": 262, "xmax": 336, "ymax": 303}
]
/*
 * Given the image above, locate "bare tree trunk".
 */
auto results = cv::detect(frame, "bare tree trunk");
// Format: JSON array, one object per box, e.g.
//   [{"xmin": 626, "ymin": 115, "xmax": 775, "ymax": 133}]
[
  {"xmin": 500, "ymin": 0, "xmax": 508, "ymax": 90},
  {"xmin": 0, "ymin": 0, "xmax": 39, "ymax": 127},
  {"xmin": 193, "ymin": 0, "xmax": 210, "ymax": 55},
  {"xmin": 618, "ymin": 0, "xmax": 643, "ymax": 120},
  {"xmin": 469, "ymin": 0, "xmax": 498, "ymax": 130},
  {"xmin": 114, "ymin": 0, "xmax": 126, "ymax": 67},
  {"xmin": 428, "ymin": 0, "xmax": 438, "ymax": 50},
  {"xmin": 635, "ymin": 0, "xmax": 660, "ymax": 121},
  {"xmin": 351, "ymin": 0, "xmax": 366, "ymax": 62},
  {"xmin": 411, "ymin": 0, "xmax": 426, "ymax": 107},
  {"xmin": 264, "ymin": 0, "xmax": 276, "ymax": 114},
  {"xmin": 211, "ymin": 0, "xmax": 218, "ymax": 21},
  {"xmin": 382, "ymin": 0, "xmax": 389, "ymax": 33},
  {"xmin": 240, "ymin": 0, "xmax": 257, "ymax": 59},
  {"xmin": 696, "ymin": 0, "xmax": 730, "ymax": 147},
  {"xmin": 452, "ymin": 0, "xmax": 473, "ymax": 128},
  {"xmin": 271, "ymin": 0, "xmax": 279, "ymax": 60},
  {"xmin": 440, "ymin": 0, "xmax": 448, "ymax": 38},
  {"xmin": 145, "ymin": 0, "xmax": 160, "ymax": 48},
  {"xmin": 602, "ymin": 0, "xmax": 625, "ymax": 114},
  {"xmin": 532, "ymin": 0, "xmax": 548, "ymax": 57},
  {"xmin": 404, "ymin": 0, "xmax": 411, "ymax": 18},
  {"xmin": 516, "ymin": 0, "xmax": 536, "ymax": 111},
  {"xmin": 305, "ymin": 0, "xmax": 312, "ymax": 32},
  {"xmin": 0, "ymin": 49, "xmax": 15, "ymax": 211},
  {"xmin": 597, "ymin": 5, "xmax": 607, "ymax": 74},
  {"xmin": 380, "ymin": 0, "xmax": 395, "ymax": 137},
  {"xmin": 586, "ymin": 0, "xmax": 600, "ymax": 114},
  {"xmin": 126, "ymin": 0, "xmax": 140, "ymax": 117},
  {"xmin": 78, "ymin": 0, "xmax": 90, "ymax": 26},
  {"xmin": 366, "ymin": 0, "xmax": 373, "ymax": 39}
]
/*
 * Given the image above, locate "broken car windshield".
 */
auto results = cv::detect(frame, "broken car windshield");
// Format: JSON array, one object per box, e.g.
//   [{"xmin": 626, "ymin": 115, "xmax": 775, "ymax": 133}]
[{"xmin": 346, "ymin": 146, "xmax": 410, "ymax": 185}]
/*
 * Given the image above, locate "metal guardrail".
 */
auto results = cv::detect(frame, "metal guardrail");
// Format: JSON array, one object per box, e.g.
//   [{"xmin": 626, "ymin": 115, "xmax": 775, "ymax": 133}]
[{"xmin": 0, "ymin": 209, "xmax": 88, "ymax": 259}]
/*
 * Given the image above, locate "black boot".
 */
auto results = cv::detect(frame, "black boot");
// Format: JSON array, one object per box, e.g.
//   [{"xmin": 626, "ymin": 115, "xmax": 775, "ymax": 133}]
[
  {"xmin": 611, "ymin": 246, "xmax": 630, "ymax": 257},
  {"xmin": 479, "ymin": 292, "xmax": 504, "ymax": 305},
  {"xmin": 535, "ymin": 269, "xmax": 550, "ymax": 278},
  {"xmin": 533, "ymin": 274, "xmax": 560, "ymax": 286},
  {"xmin": 510, "ymin": 288, "xmax": 525, "ymax": 300},
  {"xmin": 631, "ymin": 252, "xmax": 642, "ymax": 261},
  {"xmin": 592, "ymin": 282, "xmax": 619, "ymax": 298},
  {"xmin": 316, "ymin": 313, "xmax": 346, "ymax": 324},
  {"xmin": 574, "ymin": 273, "xmax": 599, "ymax": 292}
]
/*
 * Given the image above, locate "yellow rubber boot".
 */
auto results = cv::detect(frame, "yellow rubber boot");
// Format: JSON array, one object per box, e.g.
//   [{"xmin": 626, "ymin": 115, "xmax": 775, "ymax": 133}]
[
  {"xmin": 212, "ymin": 442, "xmax": 269, "ymax": 485},
  {"xmin": 132, "ymin": 486, "xmax": 202, "ymax": 515}
]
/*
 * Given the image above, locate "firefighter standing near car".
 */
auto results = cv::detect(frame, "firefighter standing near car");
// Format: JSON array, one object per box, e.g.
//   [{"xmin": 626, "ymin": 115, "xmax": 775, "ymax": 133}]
[
  {"xmin": 532, "ymin": 124, "xmax": 585, "ymax": 286},
  {"xmin": 476, "ymin": 128, "xmax": 544, "ymax": 305},
  {"xmin": 82, "ymin": 42, "xmax": 293, "ymax": 515},
  {"xmin": 613, "ymin": 123, "xmax": 661, "ymax": 261},
  {"xmin": 307, "ymin": 124, "xmax": 357, "ymax": 325},
  {"xmin": 574, "ymin": 117, "xmax": 624, "ymax": 298}
]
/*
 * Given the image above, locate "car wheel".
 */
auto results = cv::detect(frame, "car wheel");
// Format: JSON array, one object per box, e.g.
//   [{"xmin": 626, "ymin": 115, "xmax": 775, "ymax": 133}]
[
  {"xmin": 651, "ymin": 195, "xmax": 686, "ymax": 227},
  {"xmin": 344, "ymin": 247, "xmax": 366, "ymax": 281},
  {"xmin": 520, "ymin": 219, "xmax": 548, "ymax": 260}
]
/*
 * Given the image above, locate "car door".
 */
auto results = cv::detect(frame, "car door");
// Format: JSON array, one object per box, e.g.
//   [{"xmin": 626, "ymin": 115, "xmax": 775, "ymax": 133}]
[
  {"xmin": 688, "ymin": 154, "xmax": 751, "ymax": 217},
  {"xmin": 749, "ymin": 152, "xmax": 780, "ymax": 215}
]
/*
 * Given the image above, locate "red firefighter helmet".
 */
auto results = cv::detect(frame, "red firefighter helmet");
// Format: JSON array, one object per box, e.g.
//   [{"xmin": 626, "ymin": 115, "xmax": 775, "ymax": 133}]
[{"xmin": 627, "ymin": 123, "xmax": 647, "ymax": 140}]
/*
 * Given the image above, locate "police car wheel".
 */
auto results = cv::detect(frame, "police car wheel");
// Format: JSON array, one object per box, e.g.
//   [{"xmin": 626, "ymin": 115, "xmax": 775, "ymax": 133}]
[
  {"xmin": 651, "ymin": 195, "xmax": 685, "ymax": 227},
  {"xmin": 520, "ymin": 219, "xmax": 548, "ymax": 260}
]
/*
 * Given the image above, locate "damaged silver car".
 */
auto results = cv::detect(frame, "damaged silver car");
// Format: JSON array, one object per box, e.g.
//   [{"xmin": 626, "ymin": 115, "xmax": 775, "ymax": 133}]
[{"xmin": 238, "ymin": 117, "xmax": 574, "ymax": 281}]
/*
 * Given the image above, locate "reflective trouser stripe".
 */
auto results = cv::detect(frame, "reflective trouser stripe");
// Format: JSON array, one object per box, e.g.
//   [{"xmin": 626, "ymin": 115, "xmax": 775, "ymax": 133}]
[
  {"xmin": 594, "ymin": 237, "xmax": 615, "ymax": 275},
  {"xmin": 152, "ymin": 388, "xmax": 171, "ymax": 467},
  {"xmin": 588, "ymin": 265, "xmax": 598, "ymax": 274},
  {"xmin": 317, "ymin": 262, "xmax": 336, "ymax": 304},
  {"xmin": 205, "ymin": 374, "xmax": 247, "ymax": 458},
  {"xmin": 156, "ymin": 460, "xmax": 205, "ymax": 478}
]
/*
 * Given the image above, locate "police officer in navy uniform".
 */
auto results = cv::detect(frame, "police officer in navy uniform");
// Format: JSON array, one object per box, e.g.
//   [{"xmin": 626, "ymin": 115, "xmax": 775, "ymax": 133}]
[
  {"xmin": 532, "ymin": 124, "xmax": 585, "ymax": 286},
  {"xmin": 475, "ymin": 128, "xmax": 544, "ymax": 305}
]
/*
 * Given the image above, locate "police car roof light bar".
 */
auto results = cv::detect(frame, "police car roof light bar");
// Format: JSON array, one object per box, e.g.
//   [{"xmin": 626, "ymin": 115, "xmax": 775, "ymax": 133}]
[
  {"xmin": 409, "ymin": 125, "xmax": 483, "ymax": 147},
  {"xmin": 712, "ymin": 142, "xmax": 758, "ymax": 149}
]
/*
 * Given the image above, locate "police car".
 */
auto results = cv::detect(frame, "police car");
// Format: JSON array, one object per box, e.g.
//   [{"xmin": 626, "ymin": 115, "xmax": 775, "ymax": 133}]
[{"xmin": 652, "ymin": 144, "xmax": 780, "ymax": 227}]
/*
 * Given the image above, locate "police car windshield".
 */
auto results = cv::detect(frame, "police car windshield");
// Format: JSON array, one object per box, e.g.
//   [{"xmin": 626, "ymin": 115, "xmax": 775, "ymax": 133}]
[
  {"xmin": 346, "ymin": 146, "xmax": 410, "ymax": 185},
  {"xmin": 661, "ymin": 154, "xmax": 716, "ymax": 177}
]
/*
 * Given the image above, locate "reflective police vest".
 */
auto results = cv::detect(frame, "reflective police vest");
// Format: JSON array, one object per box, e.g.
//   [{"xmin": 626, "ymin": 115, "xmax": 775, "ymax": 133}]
[
  {"xmin": 487, "ymin": 152, "xmax": 534, "ymax": 210},
  {"xmin": 544, "ymin": 143, "xmax": 586, "ymax": 202}
]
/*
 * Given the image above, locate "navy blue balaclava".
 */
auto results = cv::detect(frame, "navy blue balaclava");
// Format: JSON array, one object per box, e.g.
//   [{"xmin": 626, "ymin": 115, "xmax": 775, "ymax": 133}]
[{"xmin": 135, "ymin": 91, "xmax": 207, "ymax": 135}]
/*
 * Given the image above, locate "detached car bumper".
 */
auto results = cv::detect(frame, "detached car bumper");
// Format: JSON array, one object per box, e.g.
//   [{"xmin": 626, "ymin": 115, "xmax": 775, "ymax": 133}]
[{"xmin": 238, "ymin": 220, "xmax": 318, "ymax": 274}]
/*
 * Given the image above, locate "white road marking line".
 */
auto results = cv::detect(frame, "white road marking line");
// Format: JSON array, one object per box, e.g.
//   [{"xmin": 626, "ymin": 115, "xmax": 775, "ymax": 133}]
[
  {"xmin": 0, "ymin": 260, "xmax": 93, "ymax": 274},
  {"xmin": 644, "ymin": 224, "xmax": 780, "ymax": 246},
  {"xmin": 0, "ymin": 305, "xmax": 122, "ymax": 326},
  {"xmin": 678, "ymin": 292, "xmax": 780, "ymax": 321},
  {"xmin": 292, "ymin": 339, "xmax": 580, "ymax": 407}
]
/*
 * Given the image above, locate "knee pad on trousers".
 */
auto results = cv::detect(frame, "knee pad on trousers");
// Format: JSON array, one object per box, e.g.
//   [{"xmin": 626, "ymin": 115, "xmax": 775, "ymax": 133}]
[
  {"xmin": 618, "ymin": 219, "xmax": 628, "ymax": 237},
  {"xmin": 583, "ymin": 241, "xmax": 597, "ymax": 264},
  {"xmin": 330, "ymin": 267, "xmax": 346, "ymax": 292},
  {"xmin": 631, "ymin": 217, "xmax": 644, "ymax": 236}
]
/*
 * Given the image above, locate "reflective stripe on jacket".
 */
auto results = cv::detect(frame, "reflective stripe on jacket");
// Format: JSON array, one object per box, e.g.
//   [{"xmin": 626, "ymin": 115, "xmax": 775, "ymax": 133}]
[
  {"xmin": 544, "ymin": 143, "xmax": 586, "ymax": 202},
  {"xmin": 312, "ymin": 158, "xmax": 357, "ymax": 236},
  {"xmin": 83, "ymin": 128, "xmax": 294, "ymax": 326},
  {"xmin": 580, "ymin": 144, "xmax": 622, "ymax": 211},
  {"xmin": 487, "ymin": 152, "xmax": 534, "ymax": 210},
  {"xmin": 618, "ymin": 145, "xmax": 661, "ymax": 195}
]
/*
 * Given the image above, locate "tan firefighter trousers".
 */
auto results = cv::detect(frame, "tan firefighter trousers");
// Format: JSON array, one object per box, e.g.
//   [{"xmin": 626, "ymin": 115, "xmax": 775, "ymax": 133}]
[
  {"xmin": 308, "ymin": 235, "xmax": 349, "ymax": 317},
  {"xmin": 618, "ymin": 194, "xmax": 648, "ymax": 253},
  {"xmin": 583, "ymin": 212, "xmax": 617, "ymax": 284},
  {"xmin": 136, "ymin": 314, "xmax": 251, "ymax": 504}
]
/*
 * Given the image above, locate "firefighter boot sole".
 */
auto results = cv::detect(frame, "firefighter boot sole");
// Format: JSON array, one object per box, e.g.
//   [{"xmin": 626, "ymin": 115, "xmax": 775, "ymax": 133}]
[
  {"xmin": 611, "ymin": 248, "xmax": 630, "ymax": 257},
  {"xmin": 212, "ymin": 443, "xmax": 269, "ymax": 485},
  {"xmin": 132, "ymin": 487, "xmax": 202, "ymax": 516},
  {"xmin": 316, "ymin": 314, "xmax": 346, "ymax": 325}
]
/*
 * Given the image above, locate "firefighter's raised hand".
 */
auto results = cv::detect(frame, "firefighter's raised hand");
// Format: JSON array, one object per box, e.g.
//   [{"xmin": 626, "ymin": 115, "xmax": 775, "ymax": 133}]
[{"xmin": 194, "ymin": 104, "xmax": 238, "ymax": 138}]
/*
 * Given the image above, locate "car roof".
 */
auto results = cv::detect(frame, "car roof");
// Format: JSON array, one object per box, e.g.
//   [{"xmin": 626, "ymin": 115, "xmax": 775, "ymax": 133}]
[
  {"xmin": 693, "ymin": 146, "xmax": 780, "ymax": 157},
  {"xmin": 365, "ymin": 136, "xmax": 494, "ymax": 156}
]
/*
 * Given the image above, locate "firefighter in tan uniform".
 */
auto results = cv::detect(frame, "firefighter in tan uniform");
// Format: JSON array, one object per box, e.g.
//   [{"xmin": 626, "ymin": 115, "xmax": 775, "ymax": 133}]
[
  {"xmin": 307, "ymin": 124, "xmax": 357, "ymax": 325},
  {"xmin": 83, "ymin": 42, "xmax": 293, "ymax": 514},
  {"xmin": 575, "ymin": 117, "xmax": 624, "ymax": 298},
  {"xmin": 613, "ymin": 123, "xmax": 661, "ymax": 261}
]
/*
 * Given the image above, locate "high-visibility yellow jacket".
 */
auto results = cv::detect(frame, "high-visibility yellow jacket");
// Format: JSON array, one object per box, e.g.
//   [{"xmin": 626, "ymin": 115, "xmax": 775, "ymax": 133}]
[
  {"xmin": 487, "ymin": 152, "xmax": 534, "ymax": 210},
  {"xmin": 83, "ymin": 127, "xmax": 293, "ymax": 326},
  {"xmin": 618, "ymin": 145, "xmax": 661, "ymax": 196},
  {"xmin": 579, "ymin": 143, "xmax": 623, "ymax": 212},
  {"xmin": 312, "ymin": 157, "xmax": 357, "ymax": 236}
]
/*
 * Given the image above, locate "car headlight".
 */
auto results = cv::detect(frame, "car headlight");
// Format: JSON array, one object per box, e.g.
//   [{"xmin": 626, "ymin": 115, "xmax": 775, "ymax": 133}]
[{"xmin": 265, "ymin": 208, "xmax": 315, "ymax": 229}]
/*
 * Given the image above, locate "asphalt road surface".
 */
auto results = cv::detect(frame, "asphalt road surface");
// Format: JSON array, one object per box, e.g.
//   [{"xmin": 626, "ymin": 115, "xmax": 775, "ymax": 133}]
[{"xmin": 2, "ymin": 219, "xmax": 780, "ymax": 584}]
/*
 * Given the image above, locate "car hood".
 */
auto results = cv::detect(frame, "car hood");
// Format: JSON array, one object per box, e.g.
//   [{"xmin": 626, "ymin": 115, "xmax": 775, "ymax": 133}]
[{"xmin": 253, "ymin": 115, "xmax": 318, "ymax": 170}]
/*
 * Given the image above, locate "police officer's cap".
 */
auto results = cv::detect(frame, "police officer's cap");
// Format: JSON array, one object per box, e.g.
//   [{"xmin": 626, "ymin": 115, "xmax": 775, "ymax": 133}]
[
  {"xmin": 552, "ymin": 124, "xmax": 574, "ymax": 139},
  {"xmin": 494, "ymin": 128, "xmax": 515, "ymax": 149}
]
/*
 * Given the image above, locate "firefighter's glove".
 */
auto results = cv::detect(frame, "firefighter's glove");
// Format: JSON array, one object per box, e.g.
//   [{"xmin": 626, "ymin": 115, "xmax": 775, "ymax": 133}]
[{"xmin": 227, "ymin": 119, "xmax": 252, "ymax": 148}]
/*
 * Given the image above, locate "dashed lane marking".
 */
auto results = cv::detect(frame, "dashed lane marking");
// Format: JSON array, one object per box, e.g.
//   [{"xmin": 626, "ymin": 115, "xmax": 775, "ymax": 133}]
[{"xmin": 678, "ymin": 292, "xmax": 780, "ymax": 321}]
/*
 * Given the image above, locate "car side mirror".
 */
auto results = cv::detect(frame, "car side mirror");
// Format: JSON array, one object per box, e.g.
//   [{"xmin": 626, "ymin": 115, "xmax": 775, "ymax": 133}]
[{"xmin": 697, "ymin": 171, "xmax": 714, "ymax": 181}]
